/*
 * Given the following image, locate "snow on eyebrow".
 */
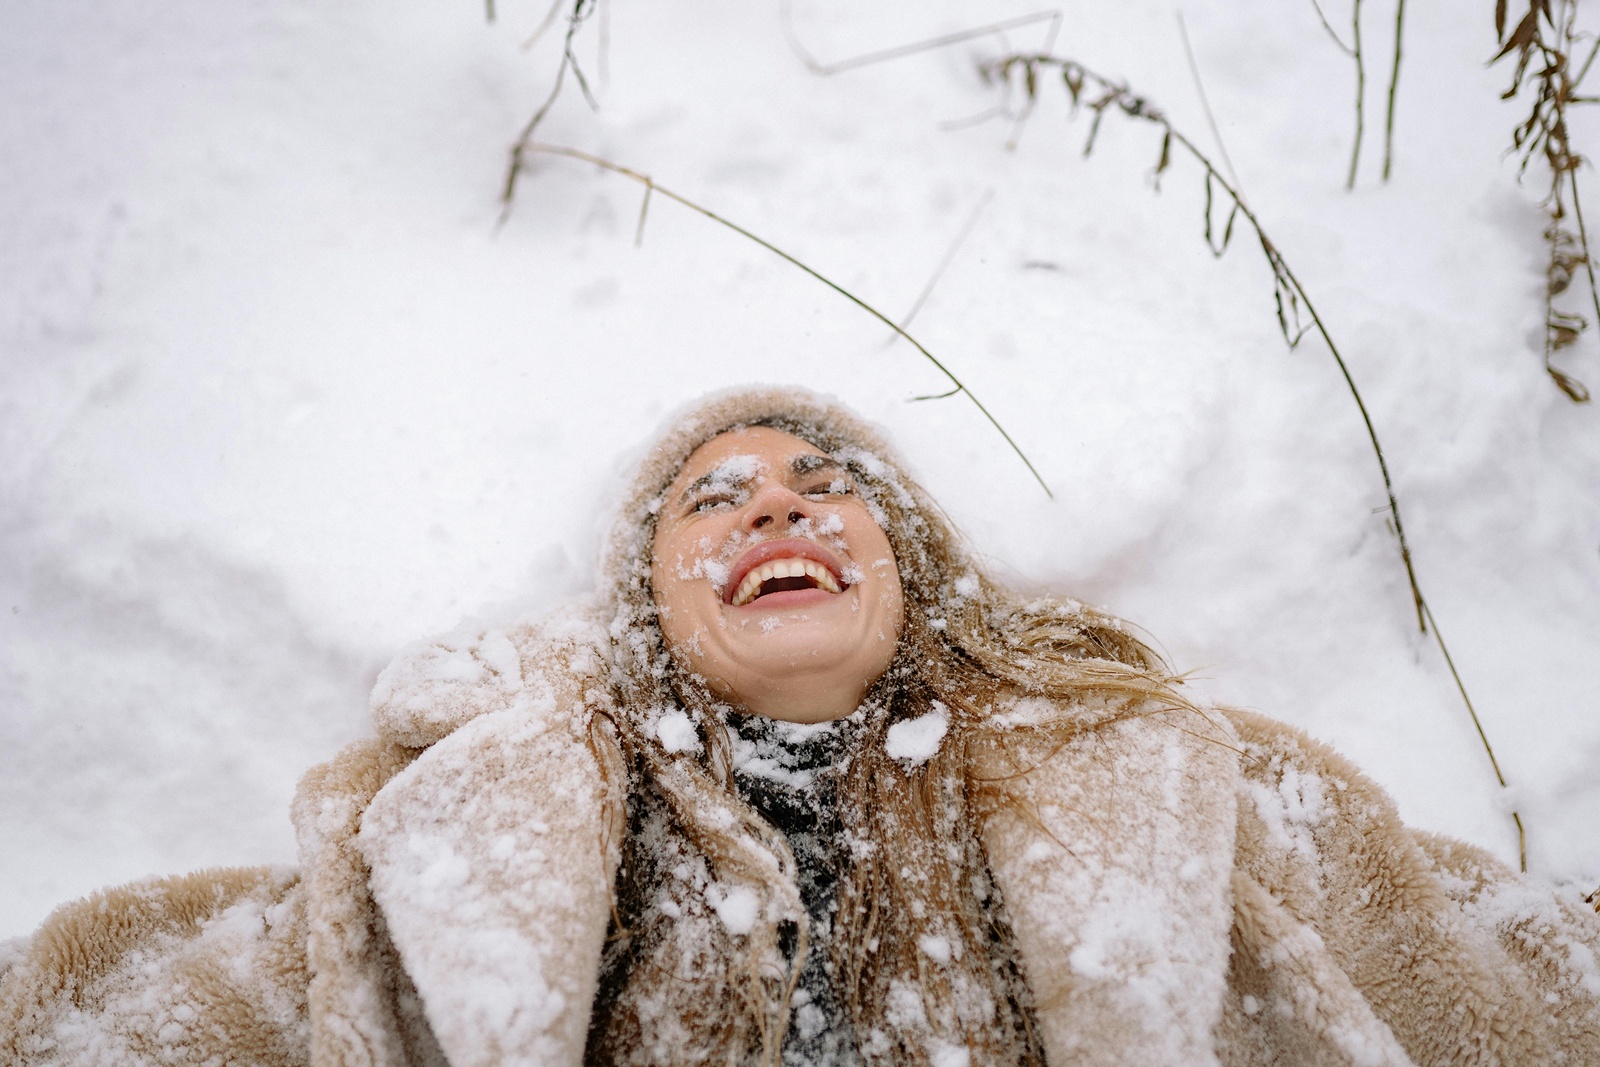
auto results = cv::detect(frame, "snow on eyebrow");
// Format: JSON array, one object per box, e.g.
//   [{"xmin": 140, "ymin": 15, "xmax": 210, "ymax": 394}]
[
  {"xmin": 790, "ymin": 452, "xmax": 841, "ymax": 476},
  {"xmin": 681, "ymin": 453, "xmax": 762, "ymax": 502}
]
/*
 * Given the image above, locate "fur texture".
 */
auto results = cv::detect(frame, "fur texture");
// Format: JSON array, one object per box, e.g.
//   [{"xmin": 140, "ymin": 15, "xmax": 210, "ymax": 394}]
[{"xmin": 5, "ymin": 622, "xmax": 1597, "ymax": 1065}]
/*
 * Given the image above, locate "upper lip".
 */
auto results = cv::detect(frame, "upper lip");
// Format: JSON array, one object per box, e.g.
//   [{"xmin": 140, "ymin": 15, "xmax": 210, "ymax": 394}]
[{"xmin": 723, "ymin": 537, "xmax": 849, "ymax": 606}]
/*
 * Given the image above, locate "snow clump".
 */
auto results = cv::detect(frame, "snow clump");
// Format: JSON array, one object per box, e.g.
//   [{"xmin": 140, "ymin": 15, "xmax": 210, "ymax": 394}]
[
  {"xmin": 654, "ymin": 709, "xmax": 700, "ymax": 754},
  {"xmin": 886, "ymin": 702, "xmax": 949, "ymax": 768}
]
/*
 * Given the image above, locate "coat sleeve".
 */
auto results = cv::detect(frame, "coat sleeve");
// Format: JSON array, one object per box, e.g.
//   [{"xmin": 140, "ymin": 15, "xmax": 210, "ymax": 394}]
[
  {"xmin": 355, "ymin": 661, "xmax": 625, "ymax": 1067},
  {"xmin": 1227, "ymin": 708, "xmax": 1600, "ymax": 1066},
  {"xmin": 0, "ymin": 866, "xmax": 309, "ymax": 1067}
]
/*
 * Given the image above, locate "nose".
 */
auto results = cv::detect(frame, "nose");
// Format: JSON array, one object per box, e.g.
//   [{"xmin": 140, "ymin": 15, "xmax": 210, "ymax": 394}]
[{"xmin": 743, "ymin": 480, "xmax": 810, "ymax": 532}]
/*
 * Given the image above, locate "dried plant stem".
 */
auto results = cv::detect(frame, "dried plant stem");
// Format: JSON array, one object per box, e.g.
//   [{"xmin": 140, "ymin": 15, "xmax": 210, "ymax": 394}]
[
  {"xmin": 779, "ymin": 1, "xmax": 1060, "ymax": 77},
  {"xmin": 987, "ymin": 52, "xmax": 1526, "ymax": 867},
  {"xmin": 1347, "ymin": 0, "xmax": 1366, "ymax": 189},
  {"xmin": 1420, "ymin": 601, "xmax": 1525, "ymax": 871},
  {"xmin": 1382, "ymin": 0, "xmax": 1406, "ymax": 179},
  {"xmin": 1496, "ymin": 0, "xmax": 1597, "ymax": 401},
  {"xmin": 890, "ymin": 190, "xmax": 993, "ymax": 344},
  {"xmin": 1309, "ymin": 0, "xmax": 1357, "ymax": 53},
  {"xmin": 1177, "ymin": 13, "xmax": 1244, "ymax": 193},
  {"xmin": 522, "ymin": 143, "xmax": 1052, "ymax": 497},
  {"xmin": 501, "ymin": 0, "xmax": 597, "ymax": 219}
]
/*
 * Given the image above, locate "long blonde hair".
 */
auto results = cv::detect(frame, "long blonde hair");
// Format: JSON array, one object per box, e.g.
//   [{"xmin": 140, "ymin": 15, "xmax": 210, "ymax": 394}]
[{"xmin": 584, "ymin": 390, "xmax": 1200, "ymax": 1066}]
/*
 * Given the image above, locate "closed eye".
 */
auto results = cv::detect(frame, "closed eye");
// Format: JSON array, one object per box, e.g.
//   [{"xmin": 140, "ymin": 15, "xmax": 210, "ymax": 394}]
[
  {"xmin": 690, "ymin": 494, "xmax": 739, "ymax": 513},
  {"xmin": 803, "ymin": 481, "xmax": 853, "ymax": 498}
]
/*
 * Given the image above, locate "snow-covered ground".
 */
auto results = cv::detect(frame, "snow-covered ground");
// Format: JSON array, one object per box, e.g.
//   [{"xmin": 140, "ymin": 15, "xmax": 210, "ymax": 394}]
[{"xmin": 3, "ymin": 0, "xmax": 1597, "ymax": 938}]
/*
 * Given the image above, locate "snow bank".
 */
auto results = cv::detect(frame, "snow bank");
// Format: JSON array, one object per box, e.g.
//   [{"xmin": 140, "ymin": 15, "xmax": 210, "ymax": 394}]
[{"xmin": 3, "ymin": 0, "xmax": 1598, "ymax": 936}]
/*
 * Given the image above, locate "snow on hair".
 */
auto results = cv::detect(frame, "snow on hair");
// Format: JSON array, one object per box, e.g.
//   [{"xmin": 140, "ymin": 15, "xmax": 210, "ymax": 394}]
[{"xmin": 583, "ymin": 387, "xmax": 1205, "ymax": 1067}]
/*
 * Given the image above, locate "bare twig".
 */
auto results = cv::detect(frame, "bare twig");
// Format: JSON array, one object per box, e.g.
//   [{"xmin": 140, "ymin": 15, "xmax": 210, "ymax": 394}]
[
  {"xmin": 522, "ymin": 0, "xmax": 569, "ymax": 49},
  {"xmin": 1585, "ymin": 883, "xmax": 1600, "ymax": 912},
  {"xmin": 1382, "ymin": 0, "xmax": 1406, "ymax": 180},
  {"xmin": 779, "ymin": 1, "xmax": 1060, "ymax": 76},
  {"xmin": 1347, "ymin": 0, "xmax": 1367, "ymax": 189},
  {"xmin": 986, "ymin": 52, "xmax": 1527, "ymax": 868},
  {"xmin": 1177, "ymin": 12, "xmax": 1245, "ymax": 196},
  {"xmin": 780, "ymin": 3, "xmax": 1066, "ymax": 149},
  {"xmin": 524, "ymin": 144, "xmax": 1053, "ymax": 496},
  {"xmin": 1309, "ymin": 0, "xmax": 1357, "ymax": 54},
  {"xmin": 501, "ymin": 0, "xmax": 599, "ymax": 218},
  {"xmin": 1420, "ymin": 600, "xmax": 1525, "ymax": 872},
  {"xmin": 888, "ymin": 190, "xmax": 994, "ymax": 345}
]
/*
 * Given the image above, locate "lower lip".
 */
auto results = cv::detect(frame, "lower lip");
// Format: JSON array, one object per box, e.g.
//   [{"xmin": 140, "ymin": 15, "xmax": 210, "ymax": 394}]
[{"xmin": 730, "ymin": 588, "xmax": 843, "ymax": 611}]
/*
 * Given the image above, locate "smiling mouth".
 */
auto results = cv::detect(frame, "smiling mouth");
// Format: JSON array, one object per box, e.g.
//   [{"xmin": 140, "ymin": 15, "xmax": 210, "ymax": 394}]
[{"xmin": 729, "ymin": 557, "xmax": 845, "ymax": 607}]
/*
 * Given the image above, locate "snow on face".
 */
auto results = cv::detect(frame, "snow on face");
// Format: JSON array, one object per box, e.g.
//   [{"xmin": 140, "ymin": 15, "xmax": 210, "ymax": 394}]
[{"xmin": 650, "ymin": 426, "xmax": 905, "ymax": 724}]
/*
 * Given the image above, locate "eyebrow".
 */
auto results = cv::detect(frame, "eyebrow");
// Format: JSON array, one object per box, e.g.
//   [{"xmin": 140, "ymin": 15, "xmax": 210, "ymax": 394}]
[
  {"xmin": 791, "ymin": 454, "xmax": 843, "ymax": 477},
  {"xmin": 677, "ymin": 454, "xmax": 845, "ymax": 505},
  {"xmin": 679, "ymin": 470, "xmax": 743, "ymax": 504}
]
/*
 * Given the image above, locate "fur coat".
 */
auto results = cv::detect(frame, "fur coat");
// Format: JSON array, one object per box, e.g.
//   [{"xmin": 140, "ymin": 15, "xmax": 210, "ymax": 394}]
[{"xmin": 4, "ymin": 609, "xmax": 1599, "ymax": 1067}]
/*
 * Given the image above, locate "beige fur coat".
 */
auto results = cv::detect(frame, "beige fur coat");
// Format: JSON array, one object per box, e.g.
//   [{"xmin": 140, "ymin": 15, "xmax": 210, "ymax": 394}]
[{"xmin": 5, "ymin": 610, "xmax": 1599, "ymax": 1067}]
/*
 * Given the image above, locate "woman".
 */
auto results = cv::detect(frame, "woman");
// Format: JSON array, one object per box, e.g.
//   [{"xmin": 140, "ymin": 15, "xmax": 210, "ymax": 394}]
[{"xmin": 4, "ymin": 388, "xmax": 1598, "ymax": 1067}]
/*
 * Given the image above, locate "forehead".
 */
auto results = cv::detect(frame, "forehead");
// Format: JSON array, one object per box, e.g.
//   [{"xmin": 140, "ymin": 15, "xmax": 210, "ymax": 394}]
[{"xmin": 668, "ymin": 426, "xmax": 829, "ymax": 490}]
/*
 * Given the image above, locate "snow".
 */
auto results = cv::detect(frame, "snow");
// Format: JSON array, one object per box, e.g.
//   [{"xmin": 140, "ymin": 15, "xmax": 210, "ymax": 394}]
[
  {"xmin": 885, "ymin": 702, "xmax": 951, "ymax": 767},
  {"xmin": 706, "ymin": 883, "xmax": 761, "ymax": 936},
  {"xmin": 652, "ymin": 709, "xmax": 700, "ymax": 754},
  {"xmin": 4, "ymin": 0, "xmax": 1599, "ymax": 941}
]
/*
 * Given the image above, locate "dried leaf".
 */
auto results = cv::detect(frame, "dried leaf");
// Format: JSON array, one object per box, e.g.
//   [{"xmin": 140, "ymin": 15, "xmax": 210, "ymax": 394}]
[
  {"xmin": 1548, "ymin": 365, "xmax": 1592, "ymax": 401},
  {"xmin": 1153, "ymin": 129, "xmax": 1172, "ymax": 187},
  {"xmin": 1063, "ymin": 66, "xmax": 1082, "ymax": 104},
  {"xmin": 1493, "ymin": 9, "xmax": 1540, "ymax": 63}
]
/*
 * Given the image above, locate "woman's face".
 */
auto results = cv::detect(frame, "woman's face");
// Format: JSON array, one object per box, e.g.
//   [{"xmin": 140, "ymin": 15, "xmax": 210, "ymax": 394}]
[{"xmin": 651, "ymin": 426, "xmax": 905, "ymax": 724}]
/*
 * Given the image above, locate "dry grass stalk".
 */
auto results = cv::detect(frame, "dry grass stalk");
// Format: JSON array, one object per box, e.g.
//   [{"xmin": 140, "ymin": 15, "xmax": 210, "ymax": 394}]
[
  {"xmin": 499, "ymin": 0, "xmax": 598, "ymax": 219},
  {"xmin": 1384, "ymin": 0, "xmax": 1407, "ymax": 179},
  {"xmin": 984, "ymin": 51, "xmax": 1527, "ymax": 869},
  {"xmin": 1495, "ymin": 0, "xmax": 1598, "ymax": 402},
  {"xmin": 1310, "ymin": 0, "xmax": 1407, "ymax": 185},
  {"xmin": 1349, "ymin": 0, "xmax": 1367, "ymax": 189},
  {"xmin": 516, "ymin": 144, "xmax": 1052, "ymax": 497}
]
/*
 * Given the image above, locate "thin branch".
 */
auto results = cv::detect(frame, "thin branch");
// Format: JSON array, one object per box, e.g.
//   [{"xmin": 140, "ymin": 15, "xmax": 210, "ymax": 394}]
[
  {"xmin": 502, "ymin": 0, "xmax": 598, "ymax": 218},
  {"xmin": 522, "ymin": 0, "xmax": 568, "ymax": 49},
  {"xmin": 992, "ymin": 53, "xmax": 1419, "ymax": 625},
  {"xmin": 779, "ymin": 2, "xmax": 1061, "ymax": 76},
  {"xmin": 1308, "ymin": 0, "xmax": 1357, "ymax": 54},
  {"xmin": 525, "ymin": 144, "xmax": 1053, "ymax": 497},
  {"xmin": 986, "ymin": 52, "xmax": 1526, "ymax": 865},
  {"xmin": 1382, "ymin": 0, "xmax": 1406, "ymax": 180},
  {"xmin": 888, "ymin": 190, "xmax": 994, "ymax": 345},
  {"xmin": 1420, "ymin": 601, "xmax": 1526, "ymax": 872},
  {"xmin": 1573, "ymin": 33, "xmax": 1600, "ymax": 87},
  {"xmin": 1177, "ymin": 12, "xmax": 1245, "ymax": 197},
  {"xmin": 1347, "ymin": 0, "xmax": 1367, "ymax": 189}
]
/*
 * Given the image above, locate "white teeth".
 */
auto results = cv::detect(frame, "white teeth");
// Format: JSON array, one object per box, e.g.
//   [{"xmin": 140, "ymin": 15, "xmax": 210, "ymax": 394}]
[{"xmin": 730, "ymin": 557, "xmax": 844, "ymax": 606}]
